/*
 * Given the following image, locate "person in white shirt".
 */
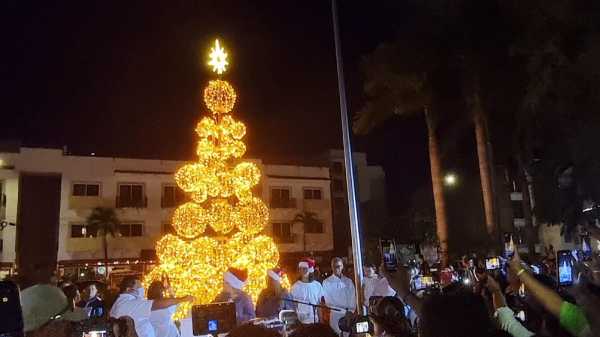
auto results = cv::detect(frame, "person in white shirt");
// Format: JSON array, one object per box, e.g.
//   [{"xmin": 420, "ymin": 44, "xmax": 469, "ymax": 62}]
[
  {"xmin": 322, "ymin": 257, "xmax": 356, "ymax": 335},
  {"xmin": 147, "ymin": 280, "xmax": 180, "ymax": 337},
  {"xmin": 363, "ymin": 264, "xmax": 395, "ymax": 308},
  {"xmin": 290, "ymin": 258, "xmax": 324, "ymax": 324},
  {"xmin": 110, "ymin": 276, "xmax": 194, "ymax": 337}
]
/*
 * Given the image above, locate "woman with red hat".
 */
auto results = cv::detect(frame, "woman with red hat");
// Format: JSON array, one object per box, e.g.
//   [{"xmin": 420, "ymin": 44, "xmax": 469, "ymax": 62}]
[
  {"xmin": 256, "ymin": 268, "xmax": 293, "ymax": 318},
  {"xmin": 214, "ymin": 267, "xmax": 256, "ymax": 325}
]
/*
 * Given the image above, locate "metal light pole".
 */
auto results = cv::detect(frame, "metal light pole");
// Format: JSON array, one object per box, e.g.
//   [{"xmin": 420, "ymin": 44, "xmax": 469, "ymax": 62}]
[{"xmin": 331, "ymin": 0, "xmax": 365, "ymax": 313}]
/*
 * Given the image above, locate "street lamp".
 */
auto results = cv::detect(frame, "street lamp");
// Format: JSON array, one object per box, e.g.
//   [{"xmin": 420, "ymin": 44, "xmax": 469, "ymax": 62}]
[{"xmin": 444, "ymin": 173, "xmax": 458, "ymax": 187}]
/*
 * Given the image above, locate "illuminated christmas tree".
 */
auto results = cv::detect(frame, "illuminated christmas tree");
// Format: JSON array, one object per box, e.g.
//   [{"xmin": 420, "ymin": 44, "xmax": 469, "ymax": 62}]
[{"xmin": 145, "ymin": 39, "xmax": 280, "ymax": 320}]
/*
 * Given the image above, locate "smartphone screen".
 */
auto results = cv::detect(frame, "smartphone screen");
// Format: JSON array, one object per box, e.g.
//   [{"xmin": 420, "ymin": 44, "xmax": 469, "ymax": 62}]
[
  {"xmin": 557, "ymin": 250, "xmax": 574, "ymax": 286},
  {"xmin": 485, "ymin": 257, "xmax": 500, "ymax": 270},
  {"xmin": 355, "ymin": 321, "xmax": 370, "ymax": 333},
  {"xmin": 531, "ymin": 265, "xmax": 540, "ymax": 274},
  {"xmin": 414, "ymin": 275, "xmax": 434, "ymax": 291},
  {"xmin": 504, "ymin": 233, "xmax": 514, "ymax": 258},
  {"xmin": 380, "ymin": 239, "xmax": 398, "ymax": 272}
]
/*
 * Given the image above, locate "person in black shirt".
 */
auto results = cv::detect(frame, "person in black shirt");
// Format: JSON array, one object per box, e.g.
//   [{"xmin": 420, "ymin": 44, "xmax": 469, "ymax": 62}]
[{"xmin": 77, "ymin": 283, "xmax": 105, "ymax": 318}]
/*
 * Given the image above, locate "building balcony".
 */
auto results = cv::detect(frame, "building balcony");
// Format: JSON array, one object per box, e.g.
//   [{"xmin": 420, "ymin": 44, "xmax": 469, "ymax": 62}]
[
  {"xmin": 69, "ymin": 196, "xmax": 113, "ymax": 209},
  {"xmin": 302, "ymin": 199, "xmax": 330, "ymax": 212},
  {"xmin": 270, "ymin": 198, "xmax": 297, "ymax": 209},
  {"xmin": 116, "ymin": 196, "xmax": 148, "ymax": 209},
  {"xmin": 274, "ymin": 233, "xmax": 297, "ymax": 244}
]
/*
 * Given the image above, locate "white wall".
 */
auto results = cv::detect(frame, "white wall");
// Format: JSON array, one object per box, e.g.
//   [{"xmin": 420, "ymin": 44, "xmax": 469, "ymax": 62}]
[
  {"xmin": 0, "ymin": 148, "xmax": 335, "ymax": 265},
  {"xmin": 263, "ymin": 165, "xmax": 333, "ymax": 252}
]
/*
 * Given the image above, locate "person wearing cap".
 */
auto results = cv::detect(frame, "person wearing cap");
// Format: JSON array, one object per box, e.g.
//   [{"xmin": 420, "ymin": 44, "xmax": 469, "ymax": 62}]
[
  {"xmin": 214, "ymin": 267, "xmax": 256, "ymax": 325},
  {"xmin": 20, "ymin": 284, "xmax": 88, "ymax": 335},
  {"xmin": 323, "ymin": 257, "xmax": 356, "ymax": 335},
  {"xmin": 256, "ymin": 268, "xmax": 293, "ymax": 318},
  {"xmin": 291, "ymin": 258, "xmax": 324, "ymax": 324},
  {"xmin": 110, "ymin": 275, "xmax": 194, "ymax": 337}
]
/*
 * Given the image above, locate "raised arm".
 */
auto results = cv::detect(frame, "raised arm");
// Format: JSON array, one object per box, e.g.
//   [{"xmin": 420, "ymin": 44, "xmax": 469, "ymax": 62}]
[
  {"xmin": 380, "ymin": 263, "xmax": 422, "ymax": 317},
  {"xmin": 151, "ymin": 295, "xmax": 195, "ymax": 311}
]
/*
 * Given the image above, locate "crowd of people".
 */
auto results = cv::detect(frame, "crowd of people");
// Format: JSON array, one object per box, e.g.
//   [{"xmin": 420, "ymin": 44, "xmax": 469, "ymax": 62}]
[{"xmin": 6, "ymin": 228, "xmax": 600, "ymax": 337}]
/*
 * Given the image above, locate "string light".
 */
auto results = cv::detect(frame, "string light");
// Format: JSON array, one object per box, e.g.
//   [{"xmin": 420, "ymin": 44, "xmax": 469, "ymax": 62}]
[
  {"xmin": 204, "ymin": 80, "xmax": 236, "ymax": 114},
  {"xmin": 145, "ymin": 38, "xmax": 281, "ymax": 320}
]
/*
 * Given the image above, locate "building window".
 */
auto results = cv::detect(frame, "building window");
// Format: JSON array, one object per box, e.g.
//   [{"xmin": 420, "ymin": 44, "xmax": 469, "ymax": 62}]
[
  {"xmin": 72, "ymin": 183, "xmax": 100, "ymax": 197},
  {"xmin": 162, "ymin": 223, "xmax": 175, "ymax": 235},
  {"xmin": 162, "ymin": 185, "xmax": 187, "ymax": 208},
  {"xmin": 332, "ymin": 179, "xmax": 344, "ymax": 192},
  {"xmin": 70, "ymin": 224, "xmax": 97, "ymax": 238},
  {"xmin": 305, "ymin": 220, "xmax": 324, "ymax": 234},
  {"xmin": 303, "ymin": 188, "xmax": 322, "ymax": 200},
  {"xmin": 332, "ymin": 162, "xmax": 343, "ymax": 173},
  {"xmin": 117, "ymin": 184, "xmax": 146, "ymax": 208},
  {"xmin": 120, "ymin": 223, "xmax": 143, "ymax": 237},
  {"xmin": 511, "ymin": 201, "xmax": 524, "ymax": 219},
  {"xmin": 272, "ymin": 222, "xmax": 293, "ymax": 243},
  {"xmin": 270, "ymin": 188, "xmax": 293, "ymax": 208}
]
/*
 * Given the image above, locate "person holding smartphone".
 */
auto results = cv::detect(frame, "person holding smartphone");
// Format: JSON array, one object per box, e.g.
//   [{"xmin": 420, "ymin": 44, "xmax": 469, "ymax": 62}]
[{"xmin": 508, "ymin": 250, "xmax": 592, "ymax": 337}]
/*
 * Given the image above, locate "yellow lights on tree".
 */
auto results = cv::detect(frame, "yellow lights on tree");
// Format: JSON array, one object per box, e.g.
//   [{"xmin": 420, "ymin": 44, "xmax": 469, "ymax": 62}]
[
  {"xmin": 146, "ymin": 38, "xmax": 281, "ymax": 320},
  {"xmin": 208, "ymin": 39, "xmax": 229, "ymax": 75},
  {"xmin": 204, "ymin": 80, "xmax": 236, "ymax": 114}
]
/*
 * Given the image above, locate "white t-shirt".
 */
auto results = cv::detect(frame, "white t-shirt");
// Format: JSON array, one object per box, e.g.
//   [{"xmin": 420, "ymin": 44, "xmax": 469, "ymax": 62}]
[
  {"xmin": 323, "ymin": 275, "xmax": 356, "ymax": 334},
  {"xmin": 110, "ymin": 293, "xmax": 155, "ymax": 337},
  {"xmin": 150, "ymin": 305, "xmax": 179, "ymax": 337},
  {"xmin": 363, "ymin": 275, "xmax": 395, "ymax": 307},
  {"xmin": 291, "ymin": 280, "xmax": 324, "ymax": 324}
]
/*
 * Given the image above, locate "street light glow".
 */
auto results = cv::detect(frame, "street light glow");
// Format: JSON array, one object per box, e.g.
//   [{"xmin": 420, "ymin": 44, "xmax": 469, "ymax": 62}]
[{"xmin": 444, "ymin": 173, "xmax": 457, "ymax": 186}]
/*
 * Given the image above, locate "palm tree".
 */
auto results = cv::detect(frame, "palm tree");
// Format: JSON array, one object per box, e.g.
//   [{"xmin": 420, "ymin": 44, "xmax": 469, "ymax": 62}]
[
  {"xmin": 354, "ymin": 36, "xmax": 451, "ymax": 266},
  {"xmin": 86, "ymin": 207, "xmax": 120, "ymax": 270},
  {"xmin": 292, "ymin": 211, "xmax": 322, "ymax": 253}
]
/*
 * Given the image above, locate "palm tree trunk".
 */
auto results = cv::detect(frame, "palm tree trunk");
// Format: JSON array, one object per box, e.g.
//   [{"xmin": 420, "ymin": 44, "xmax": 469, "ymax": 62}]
[
  {"xmin": 103, "ymin": 234, "xmax": 109, "ymax": 272},
  {"xmin": 425, "ymin": 107, "xmax": 449, "ymax": 267},
  {"xmin": 473, "ymin": 92, "xmax": 496, "ymax": 237}
]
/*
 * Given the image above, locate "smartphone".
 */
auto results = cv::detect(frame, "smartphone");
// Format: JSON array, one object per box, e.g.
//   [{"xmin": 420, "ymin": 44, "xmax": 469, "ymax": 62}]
[
  {"xmin": 557, "ymin": 250, "xmax": 574, "ymax": 286},
  {"xmin": 531, "ymin": 264, "xmax": 541, "ymax": 275},
  {"xmin": 380, "ymin": 239, "xmax": 398, "ymax": 272},
  {"xmin": 414, "ymin": 275, "xmax": 434, "ymax": 291},
  {"xmin": 485, "ymin": 257, "xmax": 500, "ymax": 270},
  {"xmin": 504, "ymin": 233, "xmax": 515, "ymax": 258},
  {"xmin": 355, "ymin": 320, "xmax": 370, "ymax": 334},
  {"xmin": 582, "ymin": 236, "xmax": 592, "ymax": 260},
  {"xmin": 83, "ymin": 332, "xmax": 107, "ymax": 337}
]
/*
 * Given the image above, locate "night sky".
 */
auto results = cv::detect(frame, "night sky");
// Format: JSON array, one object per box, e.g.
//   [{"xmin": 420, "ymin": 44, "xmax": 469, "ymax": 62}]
[{"xmin": 2, "ymin": 1, "xmax": 433, "ymax": 213}]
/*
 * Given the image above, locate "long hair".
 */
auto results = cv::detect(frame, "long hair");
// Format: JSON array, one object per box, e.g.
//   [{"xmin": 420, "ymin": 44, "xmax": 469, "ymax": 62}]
[{"xmin": 147, "ymin": 281, "xmax": 164, "ymax": 300}]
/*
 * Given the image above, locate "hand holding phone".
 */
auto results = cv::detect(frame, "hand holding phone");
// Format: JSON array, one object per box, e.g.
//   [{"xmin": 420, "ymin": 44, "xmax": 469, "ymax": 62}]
[
  {"xmin": 557, "ymin": 250, "xmax": 574, "ymax": 286},
  {"xmin": 380, "ymin": 239, "xmax": 398, "ymax": 272}
]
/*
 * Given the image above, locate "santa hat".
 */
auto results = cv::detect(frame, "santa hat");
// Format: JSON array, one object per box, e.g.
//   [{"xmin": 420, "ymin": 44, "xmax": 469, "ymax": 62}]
[
  {"xmin": 298, "ymin": 258, "xmax": 316, "ymax": 273},
  {"xmin": 224, "ymin": 267, "xmax": 248, "ymax": 290},
  {"xmin": 268, "ymin": 268, "xmax": 284, "ymax": 282}
]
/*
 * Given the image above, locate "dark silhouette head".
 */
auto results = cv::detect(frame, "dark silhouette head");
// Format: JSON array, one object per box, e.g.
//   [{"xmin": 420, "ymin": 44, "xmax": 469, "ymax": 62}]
[
  {"xmin": 289, "ymin": 323, "xmax": 338, "ymax": 337},
  {"xmin": 419, "ymin": 290, "xmax": 494, "ymax": 337},
  {"xmin": 369, "ymin": 296, "xmax": 410, "ymax": 337},
  {"xmin": 228, "ymin": 324, "xmax": 280, "ymax": 337}
]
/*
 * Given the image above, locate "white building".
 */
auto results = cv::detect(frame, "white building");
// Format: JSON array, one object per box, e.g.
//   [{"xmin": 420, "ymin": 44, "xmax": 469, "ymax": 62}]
[{"xmin": 0, "ymin": 147, "xmax": 333, "ymax": 278}]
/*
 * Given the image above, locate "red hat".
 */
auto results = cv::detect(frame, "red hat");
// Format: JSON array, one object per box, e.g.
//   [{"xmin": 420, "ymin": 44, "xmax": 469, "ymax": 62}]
[
  {"xmin": 267, "ymin": 268, "xmax": 284, "ymax": 282},
  {"xmin": 224, "ymin": 267, "xmax": 248, "ymax": 290},
  {"xmin": 298, "ymin": 258, "xmax": 316, "ymax": 273}
]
